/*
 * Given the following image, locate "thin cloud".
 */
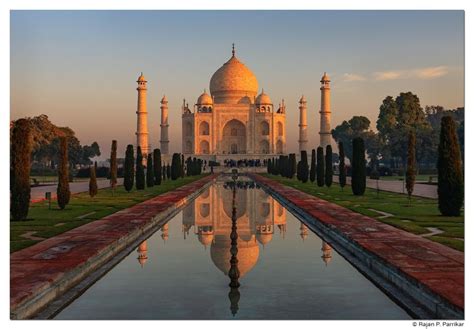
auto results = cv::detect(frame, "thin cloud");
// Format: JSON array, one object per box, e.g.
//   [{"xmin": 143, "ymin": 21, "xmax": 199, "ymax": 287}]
[
  {"xmin": 343, "ymin": 73, "xmax": 366, "ymax": 82},
  {"xmin": 373, "ymin": 66, "xmax": 449, "ymax": 81}
]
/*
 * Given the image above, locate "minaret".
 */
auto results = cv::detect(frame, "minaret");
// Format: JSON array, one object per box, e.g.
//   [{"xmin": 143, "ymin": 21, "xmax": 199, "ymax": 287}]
[
  {"xmin": 137, "ymin": 240, "xmax": 148, "ymax": 268},
  {"xmin": 160, "ymin": 95, "xmax": 170, "ymax": 154},
  {"xmin": 298, "ymin": 95, "xmax": 308, "ymax": 153},
  {"xmin": 319, "ymin": 72, "xmax": 332, "ymax": 148},
  {"xmin": 136, "ymin": 72, "xmax": 149, "ymax": 157}
]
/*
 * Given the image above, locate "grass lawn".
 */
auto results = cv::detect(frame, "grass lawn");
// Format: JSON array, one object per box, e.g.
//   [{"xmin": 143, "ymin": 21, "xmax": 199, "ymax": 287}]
[
  {"xmin": 11, "ymin": 174, "xmax": 208, "ymax": 253},
  {"xmin": 31, "ymin": 176, "xmax": 94, "ymax": 184},
  {"xmin": 262, "ymin": 174, "xmax": 463, "ymax": 251},
  {"xmin": 379, "ymin": 174, "xmax": 437, "ymax": 182}
]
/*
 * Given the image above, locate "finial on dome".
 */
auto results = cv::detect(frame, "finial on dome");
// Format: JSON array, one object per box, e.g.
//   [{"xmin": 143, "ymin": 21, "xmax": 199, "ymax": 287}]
[{"xmin": 232, "ymin": 43, "xmax": 235, "ymax": 57}]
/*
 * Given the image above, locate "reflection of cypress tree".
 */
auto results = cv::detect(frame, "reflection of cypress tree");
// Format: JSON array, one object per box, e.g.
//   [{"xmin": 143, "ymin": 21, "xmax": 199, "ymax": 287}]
[{"xmin": 228, "ymin": 185, "xmax": 240, "ymax": 317}]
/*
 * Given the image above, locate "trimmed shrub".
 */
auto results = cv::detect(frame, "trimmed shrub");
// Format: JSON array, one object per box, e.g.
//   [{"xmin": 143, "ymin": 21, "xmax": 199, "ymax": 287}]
[
  {"xmin": 89, "ymin": 162, "xmax": 98, "ymax": 197},
  {"xmin": 171, "ymin": 153, "xmax": 180, "ymax": 180},
  {"xmin": 300, "ymin": 151, "xmax": 309, "ymax": 183},
  {"xmin": 110, "ymin": 140, "xmax": 118, "ymax": 192},
  {"xmin": 57, "ymin": 136, "xmax": 71, "ymax": 209},
  {"xmin": 309, "ymin": 149, "xmax": 316, "ymax": 183},
  {"xmin": 325, "ymin": 145, "xmax": 333, "ymax": 187},
  {"xmin": 406, "ymin": 131, "xmax": 416, "ymax": 202},
  {"xmin": 289, "ymin": 153, "xmax": 297, "ymax": 179},
  {"xmin": 437, "ymin": 116, "xmax": 463, "ymax": 216},
  {"xmin": 351, "ymin": 137, "xmax": 366, "ymax": 196},
  {"xmin": 153, "ymin": 149, "xmax": 162, "ymax": 185},
  {"xmin": 316, "ymin": 147, "xmax": 324, "ymax": 187},
  {"xmin": 136, "ymin": 147, "xmax": 145, "ymax": 190},
  {"xmin": 10, "ymin": 119, "xmax": 32, "ymax": 221},
  {"xmin": 146, "ymin": 153, "xmax": 154, "ymax": 187},
  {"xmin": 124, "ymin": 144, "xmax": 134, "ymax": 192}
]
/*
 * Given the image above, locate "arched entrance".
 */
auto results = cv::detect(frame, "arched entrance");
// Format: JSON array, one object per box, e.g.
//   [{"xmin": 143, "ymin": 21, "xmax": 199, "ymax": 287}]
[{"xmin": 222, "ymin": 119, "xmax": 246, "ymax": 154}]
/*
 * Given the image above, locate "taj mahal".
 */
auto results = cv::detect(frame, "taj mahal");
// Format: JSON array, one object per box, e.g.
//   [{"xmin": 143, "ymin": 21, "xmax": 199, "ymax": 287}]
[{"xmin": 134, "ymin": 45, "xmax": 332, "ymax": 161}]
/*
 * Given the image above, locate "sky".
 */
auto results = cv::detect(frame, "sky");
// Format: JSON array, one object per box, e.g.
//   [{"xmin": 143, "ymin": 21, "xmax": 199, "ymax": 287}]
[{"xmin": 10, "ymin": 10, "xmax": 464, "ymax": 159}]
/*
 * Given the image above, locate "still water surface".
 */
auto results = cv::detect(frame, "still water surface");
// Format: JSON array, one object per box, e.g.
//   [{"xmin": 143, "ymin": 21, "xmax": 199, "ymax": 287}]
[{"xmin": 56, "ymin": 178, "xmax": 410, "ymax": 320}]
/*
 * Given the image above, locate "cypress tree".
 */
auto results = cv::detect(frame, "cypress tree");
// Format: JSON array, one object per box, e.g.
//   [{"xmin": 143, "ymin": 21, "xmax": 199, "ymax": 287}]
[
  {"xmin": 300, "ymin": 151, "xmax": 309, "ymax": 183},
  {"xmin": 437, "ymin": 116, "xmax": 463, "ymax": 216},
  {"xmin": 274, "ymin": 157, "xmax": 280, "ymax": 176},
  {"xmin": 186, "ymin": 157, "xmax": 192, "ymax": 176},
  {"xmin": 289, "ymin": 153, "xmax": 297, "ymax": 179},
  {"xmin": 57, "ymin": 136, "xmax": 71, "ymax": 209},
  {"xmin": 124, "ymin": 144, "xmax": 134, "ymax": 192},
  {"xmin": 136, "ymin": 147, "xmax": 145, "ymax": 190},
  {"xmin": 110, "ymin": 140, "xmax": 118, "ymax": 194},
  {"xmin": 181, "ymin": 154, "xmax": 185, "ymax": 178},
  {"xmin": 278, "ymin": 155, "xmax": 285, "ymax": 177},
  {"xmin": 89, "ymin": 161, "xmax": 98, "ymax": 197},
  {"xmin": 162, "ymin": 164, "xmax": 166, "ymax": 181},
  {"xmin": 167, "ymin": 164, "xmax": 171, "ymax": 179},
  {"xmin": 267, "ymin": 158, "xmax": 272, "ymax": 174},
  {"xmin": 325, "ymin": 145, "xmax": 333, "ymax": 188},
  {"xmin": 153, "ymin": 149, "xmax": 162, "ymax": 185},
  {"xmin": 10, "ymin": 119, "xmax": 32, "ymax": 221},
  {"xmin": 171, "ymin": 154, "xmax": 180, "ymax": 180},
  {"xmin": 406, "ymin": 131, "xmax": 416, "ymax": 204},
  {"xmin": 338, "ymin": 141, "xmax": 346, "ymax": 190},
  {"xmin": 146, "ymin": 153, "xmax": 154, "ymax": 187},
  {"xmin": 316, "ymin": 147, "xmax": 325, "ymax": 187},
  {"xmin": 351, "ymin": 137, "xmax": 366, "ymax": 196},
  {"xmin": 309, "ymin": 149, "xmax": 316, "ymax": 183},
  {"xmin": 296, "ymin": 160, "xmax": 302, "ymax": 181}
]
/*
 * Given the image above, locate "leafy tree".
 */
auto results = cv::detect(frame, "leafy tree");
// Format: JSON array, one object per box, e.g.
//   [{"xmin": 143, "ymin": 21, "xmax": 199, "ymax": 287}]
[
  {"xmin": 171, "ymin": 154, "xmax": 180, "ymax": 180},
  {"xmin": 57, "ymin": 137, "xmax": 71, "ymax": 209},
  {"xmin": 405, "ymin": 131, "xmax": 416, "ymax": 203},
  {"xmin": 146, "ymin": 153, "xmax": 154, "ymax": 187},
  {"xmin": 153, "ymin": 149, "xmax": 162, "ymax": 185},
  {"xmin": 309, "ymin": 149, "xmax": 316, "ymax": 183},
  {"xmin": 316, "ymin": 147, "xmax": 324, "ymax": 187},
  {"xmin": 300, "ymin": 151, "xmax": 309, "ymax": 183},
  {"xmin": 325, "ymin": 145, "xmax": 333, "ymax": 187},
  {"xmin": 437, "ymin": 116, "xmax": 463, "ymax": 216},
  {"xmin": 351, "ymin": 137, "xmax": 366, "ymax": 196},
  {"xmin": 10, "ymin": 119, "xmax": 32, "ymax": 221},
  {"xmin": 89, "ymin": 161, "xmax": 98, "ymax": 197},
  {"xmin": 110, "ymin": 140, "xmax": 118, "ymax": 192},
  {"xmin": 124, "ymin": 144, "xmax": 135, "ymax": 192},
  {"xmin": 136, "ymin": 147, "xmax": 145, "ymax": 190},
  {"xmin": 338, "ymin": 142, "xmax": 346, "ymax": 190}
]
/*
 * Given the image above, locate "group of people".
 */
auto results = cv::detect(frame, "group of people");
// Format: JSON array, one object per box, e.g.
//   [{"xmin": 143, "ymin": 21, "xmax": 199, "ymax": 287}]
[{"xmin": 223, "ymin": 159, "xmax": 265, "ymax": 168}]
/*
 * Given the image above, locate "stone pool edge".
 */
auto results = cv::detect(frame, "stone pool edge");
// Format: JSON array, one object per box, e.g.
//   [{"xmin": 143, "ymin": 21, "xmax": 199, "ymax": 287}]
[
  {"xmin": 249, "ymin": 173, "xmax": 463, "ymax": 320},
  {"xmin": 11, "ymin": 174, "xmax": 218, "ymax": 320}
]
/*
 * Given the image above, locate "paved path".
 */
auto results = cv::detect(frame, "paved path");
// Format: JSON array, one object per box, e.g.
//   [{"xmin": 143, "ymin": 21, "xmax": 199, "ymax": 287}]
[
  {"xmin": 334, "ymin": 176, "xmax": 437, "ymax": 199},
  {"xmin": 31, "ymin": 178, "xmax": 124, "ymax": 203},
  {"xmin": 11, "ymin": 174, "xmax": 217, "ymax": 319},
  {"xmin": 252, "ymin": 174, "xmax": 463, "ymax": 318}
]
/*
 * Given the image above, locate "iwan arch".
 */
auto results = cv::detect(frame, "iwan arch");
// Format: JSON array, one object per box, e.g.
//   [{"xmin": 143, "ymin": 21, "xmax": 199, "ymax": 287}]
[{"xmin": 182, "ymin": 45, "xmax": 287, "ymax": 161}]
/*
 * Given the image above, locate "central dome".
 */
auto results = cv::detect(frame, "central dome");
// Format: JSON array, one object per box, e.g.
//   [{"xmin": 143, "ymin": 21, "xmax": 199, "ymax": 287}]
[{"xmin": 209, "ymin": 50, "xmax": 259, "ymax": 104}]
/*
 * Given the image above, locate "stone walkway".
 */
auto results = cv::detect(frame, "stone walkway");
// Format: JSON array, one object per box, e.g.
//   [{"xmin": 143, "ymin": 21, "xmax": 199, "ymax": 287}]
[
  {"xmin": 30, "ymin": 178, "xmax": 124, "ymax": 203},
  {"xmin": 252, "ymin": 174, "xmax": 463, "ymax": 318},
  {"xmin": 11, "ymin": 174, "xmax": 217, "ymax": 319}
]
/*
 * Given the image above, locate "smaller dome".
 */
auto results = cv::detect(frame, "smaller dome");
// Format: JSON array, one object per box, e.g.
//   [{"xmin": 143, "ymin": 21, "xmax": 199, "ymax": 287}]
[
  {"xmin": 197, "ymin": 90, "xmax": 213, "ymax": 105},
  {"xmin": 256, "ymin": 233, "xmax": 273, "ymax": 245},
  {"xmin": 299, "ymin": 95, "xmax": 306, "ymax": 103},
  {"xmin": 321, "ymin": 72, "xmax": 330, "ymax": 82},
  {"xmin": 137, "ymin": 72, "xmax": 146, "ymax": 82},
  {"xmin": 256, "ymin": 89, "xmax": 272, "ymax": 105},
  {"xmin": 198, "ymin": 233, "xmax": 214, "ymax": 246},
  {"xmin": 161, "ymin": 95, "xmax": 168, "ymax": 103}
]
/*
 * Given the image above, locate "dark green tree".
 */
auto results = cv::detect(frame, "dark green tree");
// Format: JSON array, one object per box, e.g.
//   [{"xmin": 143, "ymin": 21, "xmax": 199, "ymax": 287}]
[
  {"xmin": 289, "ymin": 153, "xmax": 297, "ymax": 179},
  {"xmin": 146, "ymin": 153, "xmax": 154, "ymax": 187},
  {"xmin": 57, "ymin": 136, "xmax": 71, "ymax": 209},
  {"xmin": 162, "ymin": 164, "xmax": 166, "ymax": 181},
  {"xmin": 437, "ymin": 116, "xmax": 463, "ymax": 216},
  {"xmin": 171, "ymin": 154, "xmax": 180, "ymax": 180},
  {"xmin": 181, "ymin": 154, "xmax": 185, "ymax": 178},
  {"xmin": 325, "ymin": 145, "xmax": 333, "ymax": 187},
  {"xmin": 166, "ymin": 164, "xmax": 171, "ymax": 179},
  {"xmin": 316, "ymin": 147, "xmax": 324, "ymax": 187},
  {"xmin": 300, "ymin": 151, "xmax": 309, "ymax": 183},
  {"xmin": 135, "ymin": 147, "xmax": 145, "ymax": 190},
  {"xmin": 406, "ymin": 131, "xmax": 416, "ymax": 203},
  {"xmin": 89, "ymin": 161, "xmax": 98, "ymax": 197},
  {"xmin": 124, "ymin": 144, "xmax": 134, "ymax": 192},
  {"xmin": 10, "ymin": 119, "xmax": 32, "ymax": 221},
  {"xmin": 267, "ymin": 158, "xmax": 272, "ymax": 174},
  {"xmin": 309, "ymin": 149, "xmax": 316, "ymax": 183},
  {"xmin": 110, "ymin": 140, "xmax": 118, "ymax": 194},
  {"xmin": 153, "ymin": 149, "xmax": 162, "ymax": 185},
  {"xmin": 351, "ymin": 137, "xmax": 366, "ymax": 196},
  {"xmin": 338, "ymin": 141, "xmax": 346, "ymax": 190}
]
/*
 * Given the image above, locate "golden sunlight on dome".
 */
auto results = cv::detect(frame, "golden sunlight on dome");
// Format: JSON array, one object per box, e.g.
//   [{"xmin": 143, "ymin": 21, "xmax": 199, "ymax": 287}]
[
  {"xmin": 209, "ymin": 46, "xmax": 259, "ymax": 104},
  {"xmin": 198, "ymin": 233, "xmax": 214, "ymax": 247},
  {"xmin": 256, "ymin": 89, "xmax": 272, "ymax": 105},
  {"xmin": 197, "ymin": 90, "xmax": 213, "ymax": 105},
  {"xmin": 210, "ymin": 235, "xmax": 259, "ymax": 277},
  {"xmin": 137, "ymin": 72, "xmax": 146, "ymax": 82},
  {"xmin": 256, "ymin": 233, "xmax": 273, "ymax": 245}
]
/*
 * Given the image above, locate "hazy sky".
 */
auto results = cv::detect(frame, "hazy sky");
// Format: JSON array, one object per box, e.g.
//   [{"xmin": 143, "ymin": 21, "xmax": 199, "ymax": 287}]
[{"xmin": 10, "ymin": 10, "xmax": 464, "ymax": 159}]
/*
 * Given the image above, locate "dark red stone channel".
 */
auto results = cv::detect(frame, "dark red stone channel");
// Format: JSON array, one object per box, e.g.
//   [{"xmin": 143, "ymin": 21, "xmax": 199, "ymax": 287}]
[
  {"xmin": 10, "ymin": 174, "xmax": 218, "ymax": 319},
  {"xmin": 250, "ymin": 174, "xmax": 464, "ymax": 319}
]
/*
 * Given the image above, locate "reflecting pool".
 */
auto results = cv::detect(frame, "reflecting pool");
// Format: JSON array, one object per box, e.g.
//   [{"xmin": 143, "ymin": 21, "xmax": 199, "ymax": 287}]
[{"xmin": 55, "ymin": 178, "xmax": 410, "ymax": 320}]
